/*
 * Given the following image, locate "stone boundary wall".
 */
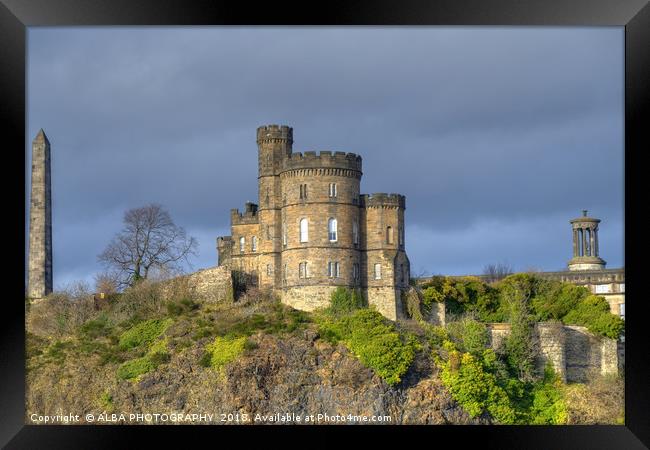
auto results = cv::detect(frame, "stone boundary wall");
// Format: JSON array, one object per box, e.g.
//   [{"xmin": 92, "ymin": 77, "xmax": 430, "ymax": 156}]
[
  {"xmin": 161, "ymin": 266, "xmax": 233, "ymax": 303},
  {"xmin": 486, "ymin": 322, "xmax": 621, "ymax": 383}
]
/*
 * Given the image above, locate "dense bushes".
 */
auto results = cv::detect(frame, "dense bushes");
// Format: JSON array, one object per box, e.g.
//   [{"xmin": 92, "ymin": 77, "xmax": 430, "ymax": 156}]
[
  {"xmin": 119, "ymin": 318, "xmax": 173, "ymax": 350},
  {"xmin": 202, "ymin": 336, "xmax": 247, "ymax": 371},
  {"xmin": 328, "ymin": 287, "xmax": 365, "ymax": 316},
  {"xmin": 563, "ymin": 295, "xmax": 624, "ymax": 339},
  {"xmin": 434, "ymin": 334, "xmax": 568, "ymax": 424},
  {"xmin": 419, "ymin": 274, "xmax": 623, "ymax": 339},
  {"xmin": 317, "ymin": 291, "xmax": 418, "ymax": 386}
]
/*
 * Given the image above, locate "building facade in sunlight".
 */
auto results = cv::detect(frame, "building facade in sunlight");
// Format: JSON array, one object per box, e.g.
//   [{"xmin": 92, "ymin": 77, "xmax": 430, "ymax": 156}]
[{"xmin": 217, "ymin": 125, "xmax": 410, "ymax": 320}]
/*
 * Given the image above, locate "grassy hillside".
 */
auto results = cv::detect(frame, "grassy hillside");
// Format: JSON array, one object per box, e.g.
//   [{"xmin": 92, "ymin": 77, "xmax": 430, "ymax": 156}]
[{"xmin": 25, "ymin": 278, "xmax": 623, "ymax": 425}]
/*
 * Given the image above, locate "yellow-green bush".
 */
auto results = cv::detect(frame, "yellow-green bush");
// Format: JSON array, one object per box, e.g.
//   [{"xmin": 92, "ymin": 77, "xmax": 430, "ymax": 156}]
[
  {"xmin": 317, "ymin": 308, "xmax": 418, "ymax": 386},
  {"xmin": 203, "ymin": 336, "xmax": 247, "ymax": 371},
  {"xmin": 119, "ymin": 318, "xmax": 173, "ymax": 350}
]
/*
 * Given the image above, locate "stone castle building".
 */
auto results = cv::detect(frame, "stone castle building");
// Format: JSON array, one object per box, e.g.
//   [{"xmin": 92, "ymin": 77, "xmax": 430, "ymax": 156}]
[
  {"xmin": 28, "ymin": 129, "xmax": 53, "ymax": 299},
  {"xmin": 217, "ymin": 124, "xmax": 410, "ymax": 320}
]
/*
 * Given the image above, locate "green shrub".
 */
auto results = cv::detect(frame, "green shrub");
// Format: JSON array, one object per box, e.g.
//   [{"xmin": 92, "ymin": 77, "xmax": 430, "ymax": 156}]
[
  {"xmin": 527, "ymin": 367, "xmax": 568, "ymax": 424},
  {"xmin": 563, "ymin": 295, "xmax": 624, "ymax": 339},
  {"xmin": 532, "ymin": 282, "xmax": 589, "ymax": 321},
  {"xmin": 119, "ymin": 318, "xmax": 173, "ymax": 350},
  {"xmin": 437, "ymin": 346, "xmax": 516, "ymax": 424},
  {"xmin": 446, "ymin": 317, "xmax": 489, "ymax": 357},
  {"xmin": 317, "ymin": 308, "xmax": 418, "ymax": 386},
  {"xmin": 329, "ymin": 287, "xmax": 365, "ymax": 316},
  {"xmin": 166, "ymin": 298, "xmax": 199, "ymax": 317},
  {"xmin": 117, "ymin": 356, "xmax": 155, "ymax": 380},
  {"xmin": 79, "ymin": 314, "xmax": 114, "ymax": 339},
  {"xmin": 204, "ymin": 335, "xmax": 247, "ymax": 371}
]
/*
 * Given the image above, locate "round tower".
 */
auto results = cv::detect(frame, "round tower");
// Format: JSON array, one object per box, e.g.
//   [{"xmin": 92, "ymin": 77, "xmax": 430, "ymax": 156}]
[
  {"xmin": 279, "ymin": 150, "xmax": 363, "ymax": 310},
  {"xmin": 256, "ymin": 125, "xmax": 293, "ymax": 288},
  {"xmin": 567, "ymin": 210, "xmax": 606, "ymax": 271}
]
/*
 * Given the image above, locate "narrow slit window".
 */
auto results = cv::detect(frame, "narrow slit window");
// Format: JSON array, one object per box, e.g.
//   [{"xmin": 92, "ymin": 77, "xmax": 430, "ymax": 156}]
[
  {"xmin": 328, "ymin": 218, "xmax": 338, "ymax": 242},
  {"xmin": 300, "ymin": 218, "xmax": 309, "ymax": 243},
  {"xmin": 374, "ymin": 263, "xmax": 382, "ymax": 280},
  {"xmin": 387, "ymin": 226, "xmax": 394, "ymax": 244}
]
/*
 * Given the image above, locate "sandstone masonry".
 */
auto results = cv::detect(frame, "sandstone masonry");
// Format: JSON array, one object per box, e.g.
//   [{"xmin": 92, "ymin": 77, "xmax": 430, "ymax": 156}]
[{"xmin": 217, "ymin": 125, "xmax": 410, "ymax": 320}]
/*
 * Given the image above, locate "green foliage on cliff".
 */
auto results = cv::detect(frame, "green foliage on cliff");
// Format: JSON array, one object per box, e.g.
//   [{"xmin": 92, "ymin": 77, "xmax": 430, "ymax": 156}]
[
  {"xmin": 119, "ymin": 318, "xmax": 173, "ymax": 350},
  {"xmin": 117, "ymin": 356, "xmax": 155, "ymax": 380},
  {"xmin": 420, "ymin": 273, "xmax": 623, "ymax": 339},
  {"xmin": 318, "ymin": 308, "xmax": 418, "ymax": 386},
  {"xmin": 434, "ymin": 337, "xmax": 568, "ymax": 425},
  {"xmin": 203, "ymin": 335, "xmax": 247, "ymax": 371},
  {"xmin": 437, "ymin": 343, "xmax": 516, "ymax": 423}
]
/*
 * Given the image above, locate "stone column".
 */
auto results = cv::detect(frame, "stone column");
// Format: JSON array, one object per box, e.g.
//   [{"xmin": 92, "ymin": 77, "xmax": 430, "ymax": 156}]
[
  {"xmin": 594, "ymin": 228, "xmax": 599, "ymax": 257},
  {"xmin": 572, "ymin": 229, "xmax": 578, "ymax": 257},
  {"xmin": 581, "ymin": 228, "xmax": 587, "ymax": 257},
  {"xmin": 28, "ymin": 129, "xmax": 53, "ymax": 299},
  {"xmin": 589, "ymin": 227, "xmax": 596, "ymax": 258}
]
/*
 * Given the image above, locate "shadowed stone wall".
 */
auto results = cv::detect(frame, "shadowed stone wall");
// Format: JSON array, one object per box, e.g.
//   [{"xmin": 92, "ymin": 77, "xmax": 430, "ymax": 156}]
[{"xmin": 486, "ymin": 322, "xmax": 620, "ymax": 382}]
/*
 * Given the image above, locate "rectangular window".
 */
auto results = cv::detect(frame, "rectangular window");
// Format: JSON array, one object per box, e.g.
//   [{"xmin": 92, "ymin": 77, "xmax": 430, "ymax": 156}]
[
  {"xmin": 239, "ymin": 237, "xmax": 245, "ymax": 253},
  {"xmin": 620, "ymin": 303, "xmax": 625, "ymax": 319},
  {"xmin": 399, "ymin": 227, "xmax": 404, "ymax": 246},
  {"xmin": 594, "ymin": 284, "xmax": 611, "ymax": 294},
  {"xmin": 374, "ymin": 263, "xmax": 382, "ymax": 280},
  {"xmin": 619, "ymin": 283, "xmax": 625, "ymax": 293},
  {"xmin": 299, "ymin": 262, "xmax": 306, "ymax": 279},
  {"xmin": 300, "ymin": 184, "xmax": 308, "ymax": 199},
  {"xmin": 283, "ymin": 264, "xmax": 287, "ymax": 284},
  {"xmin": 266, "ymin": 264, "xmax": 272, "ymax": 276},
  {"xmin": 328, "ymin": 261, "xmax": 340, "ymax": 278},
  {"xmin": 353, "ymin": 220, "xmax": 359, "ymax": 246},
  {"xmin": 252, "ymin": 236, "xmax": 257, "ymax": 252},
  {"xmin": 353, "ymin": 263, "xmax": 359, "ymax": 280},
  {"xmin": 329, "ymin": 183, "xmax": 337, "ymax": 198}
]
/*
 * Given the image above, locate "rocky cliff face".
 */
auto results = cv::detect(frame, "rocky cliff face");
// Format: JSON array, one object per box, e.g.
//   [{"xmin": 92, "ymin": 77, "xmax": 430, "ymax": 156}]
[{"xmin": 27, "ymin": 322, "xmax": 479, "ymax": 425}]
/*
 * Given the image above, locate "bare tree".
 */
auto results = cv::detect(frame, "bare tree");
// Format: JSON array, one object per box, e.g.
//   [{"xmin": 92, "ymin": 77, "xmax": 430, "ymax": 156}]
[
  {"xmin": 483, "ymin": 262, "xmax": 513, "ymax": 283},
  {"xmin": 98, "ymin": 204, "xmax": 198, "ymax": 289}
]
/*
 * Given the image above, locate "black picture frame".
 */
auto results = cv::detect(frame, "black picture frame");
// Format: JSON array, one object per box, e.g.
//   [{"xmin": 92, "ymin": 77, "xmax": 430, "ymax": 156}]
[{"xmin": 2, "ymin": 0, "xmax": 648, "ymax": 448}]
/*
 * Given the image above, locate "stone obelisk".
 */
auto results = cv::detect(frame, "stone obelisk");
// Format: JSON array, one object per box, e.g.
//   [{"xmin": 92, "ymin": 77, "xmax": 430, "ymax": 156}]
[{"xmin": 28, "ymin": 129, "xmax": 53, "ymax": 299}]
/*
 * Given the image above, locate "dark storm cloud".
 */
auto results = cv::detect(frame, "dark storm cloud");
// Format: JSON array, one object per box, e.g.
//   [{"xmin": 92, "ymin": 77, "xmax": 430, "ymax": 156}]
[{"xmin": 26, "ymin": 27, "xmax": 624, "ymax": 287}]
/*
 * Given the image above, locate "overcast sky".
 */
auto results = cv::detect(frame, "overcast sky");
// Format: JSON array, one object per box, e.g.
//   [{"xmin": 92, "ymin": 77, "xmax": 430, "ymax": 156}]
[{"xmin": 26, "ymin": 27, "xmax": 624, "ymax": 290}]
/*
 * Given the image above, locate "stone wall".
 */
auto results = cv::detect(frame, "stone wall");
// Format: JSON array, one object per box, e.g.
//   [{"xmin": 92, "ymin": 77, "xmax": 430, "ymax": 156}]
[
  {"xmin": 161, "ymin": 266, "xmax": 233, "ymax": 304},
  {"xmin": 486, "ymin": 322, "xmax": 620, "ymax": 383}
]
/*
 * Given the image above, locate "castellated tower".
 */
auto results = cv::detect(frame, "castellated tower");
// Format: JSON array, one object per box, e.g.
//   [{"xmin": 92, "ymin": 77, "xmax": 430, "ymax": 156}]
[
  {"xmin": 218, "ymin": 125, "xmax": 410, "ymax": 320},
  {"xmin": 28, "ymin": 129, "xmax": 53, "ymax": 299}
]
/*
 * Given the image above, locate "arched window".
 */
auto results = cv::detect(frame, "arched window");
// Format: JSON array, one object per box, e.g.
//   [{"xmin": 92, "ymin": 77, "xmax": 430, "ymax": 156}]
[
  {"xmin": 239, "ymin": 237, "xmax": 245, "ymax": 253},
  {"xmin": 374, "ymin": 263, "xmax": 382, "ymax": 280},
  {"xmin": 251, "ymin": 236, "xmax": 258, "ymax": 252},
  {"xmin": 300, "ymin": 218, "xmax": 309, "ymax": 243},
  {"xmin": 386, "ymin": 226, "xmax": 394, "ymax": 244},
  {"xmin": 328, "ymin": 218, "xmax": 338, "ymax": 242},
  {"xmin": 353, "ymin": 220, "xmax": 359, "ymax": 246}
]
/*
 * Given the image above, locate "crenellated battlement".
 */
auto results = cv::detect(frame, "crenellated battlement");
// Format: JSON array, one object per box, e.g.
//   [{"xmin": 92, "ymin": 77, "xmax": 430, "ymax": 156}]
[
  {"xmin": 360, "ymin": 193, "xmax": 406, "ymax": 209},
  {"xmin": 230, "ymin": 202, "xmax": 260, "ymax": 225},
  {"xmin": 257, "ymin": 124, "xmax": 293, "ymax": 144},
  {"xmin": 281, "ymin": 150, "xmax": 362, "ymax": 173}
]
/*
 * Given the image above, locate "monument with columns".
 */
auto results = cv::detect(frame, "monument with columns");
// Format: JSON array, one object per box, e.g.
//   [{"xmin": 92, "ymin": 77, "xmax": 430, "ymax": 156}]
[
  {"xmin": 568, "ymin": 210, "xmax": 606, "ymax": 271},
  {"xmin": 27, "ymin": 129, "xmax": 53, "ymax": 300}
]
